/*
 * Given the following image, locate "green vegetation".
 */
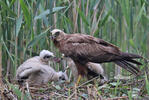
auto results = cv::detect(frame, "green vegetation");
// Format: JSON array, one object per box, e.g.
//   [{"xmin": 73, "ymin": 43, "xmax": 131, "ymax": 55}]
[{"xmin": 0, "ymin": 0, "xmax": 149, "ymax": 99}]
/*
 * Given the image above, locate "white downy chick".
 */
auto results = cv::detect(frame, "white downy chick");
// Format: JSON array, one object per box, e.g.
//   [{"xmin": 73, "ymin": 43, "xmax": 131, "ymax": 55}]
[{"xmin": 16, "ymin": 50, "xmax": 68, "ymax": 85}]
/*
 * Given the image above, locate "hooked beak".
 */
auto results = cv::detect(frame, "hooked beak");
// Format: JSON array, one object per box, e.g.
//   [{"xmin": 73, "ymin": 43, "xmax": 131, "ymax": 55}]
[{"xmin": 52, "ymin": 57, "xmax": 62, "ymax": 63}]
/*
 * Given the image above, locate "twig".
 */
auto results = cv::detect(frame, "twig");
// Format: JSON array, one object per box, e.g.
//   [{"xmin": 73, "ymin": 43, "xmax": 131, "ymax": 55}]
[
  {"xmin": 54, "ymin": 92, "xmax": 68, "ymax": 98},
  {"xmin": 26, "ymin": 82, "xmax": 30, "ymax": 94},
  {"xmin": 25, "ymin": 82, "xmax": 32, "ymax": 100},
  {"xmin": 74, "ymin": 84, "xmax": 78, "ymax": 99},
  {"xmin": 3, "ymin": 85, "xmax": 17, "ymax": 100},
  {"xmin": 138, "ymin": 79, "xmax": 146, "ymax": 96},
  {"xmin": 78, "ymin": 76, "xmax": 100, "ymax": 88},
  {"xmin": 78, "ymin": 94, "xmax": 87, "ymax": 99},
  {"xmin": 106, "ymin": 96, "xmax": 128, "ymax": 100},
  {"xmin": 93, "ymin": 86, "xmax": 103, "ymax": 99},
  {"xmin": 21, "ymin": 86, "xmax": 25, "ymax": 100},
  {"xmin": 67, "ymin": 92, "xmax": 75, "ymax": 100}
]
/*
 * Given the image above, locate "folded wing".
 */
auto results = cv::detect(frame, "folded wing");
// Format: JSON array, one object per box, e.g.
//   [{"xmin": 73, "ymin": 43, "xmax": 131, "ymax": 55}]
[{"xmin": 60, "ymin": 34, "xmax": 142, "ymax": 75}]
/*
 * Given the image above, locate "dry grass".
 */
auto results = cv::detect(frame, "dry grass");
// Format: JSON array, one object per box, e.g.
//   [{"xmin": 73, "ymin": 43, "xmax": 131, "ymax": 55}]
[
  {"xmin": 0, "ymin": 0, "xmax": 149, "ymax": 99},
  {"xmin": 0, "ymin": 74, "xmax": 148, "ymax": 100}
]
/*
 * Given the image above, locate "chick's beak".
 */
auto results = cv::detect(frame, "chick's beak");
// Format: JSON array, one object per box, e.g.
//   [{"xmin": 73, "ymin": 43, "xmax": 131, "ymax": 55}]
[
  {"xmin": 49, "ymin": 35, "xmax": 54, "ymax": 40},
  {"xmin": 51, "ymin": 55, "xmax": 56, "ymax": 60},
  {"xmin": 49, "ymin": 31, "xmax": 54, "ymax": 40}
]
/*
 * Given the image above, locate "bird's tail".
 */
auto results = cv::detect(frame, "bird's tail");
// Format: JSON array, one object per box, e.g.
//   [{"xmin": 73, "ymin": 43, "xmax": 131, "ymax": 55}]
[
  {"xmin": 121, "ymin": 52, "xmax": 142, "ymax": 59},
  {"xmin": 114, "ymin": 52, "xmax": 142, "ymax": 76}
]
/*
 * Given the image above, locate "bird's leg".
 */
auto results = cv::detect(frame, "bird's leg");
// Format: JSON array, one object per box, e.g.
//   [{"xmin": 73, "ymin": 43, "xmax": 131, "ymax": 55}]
[
  {"xmin": 76, "ymin": 75, "xmax": 81, "ymax": 86},
  {"xmin": 74, "ymin": 75, "xmax": 81, "ymax": 99}
]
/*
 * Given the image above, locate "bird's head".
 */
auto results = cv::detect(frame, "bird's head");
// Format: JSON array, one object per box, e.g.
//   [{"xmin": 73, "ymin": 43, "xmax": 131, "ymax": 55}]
[
  {"xmin": 39, "ymin": 50, "xmax": 55, "ymax": 62},
  {"xmin": 50, "ymin": 29, "xmax": 65, "ymax": 41},
  {"xmin": 57, "ymin": 71, "xmax": 69, "ymax": 83}
]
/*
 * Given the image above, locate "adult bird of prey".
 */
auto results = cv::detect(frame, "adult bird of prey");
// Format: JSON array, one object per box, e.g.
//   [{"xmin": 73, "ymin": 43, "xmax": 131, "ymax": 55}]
[
  {"xmin": 50, "ymin": 29, "xmax": 142, "ymax": 85},
  {"xmin": 64, "ymin": 58, "xmax": 107, "ymax": 85},
  {"xmin": 16, "ymin": 50, "xmax": 69, "ymax": 85}
]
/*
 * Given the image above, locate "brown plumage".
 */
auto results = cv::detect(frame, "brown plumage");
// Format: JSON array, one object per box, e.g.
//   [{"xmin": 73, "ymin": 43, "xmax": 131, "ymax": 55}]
[
  {"xmin": 50, "ymin": 29, "xmax": 142, "ymax": 78},
  {"xmin": 65, "ymin": 58, "xmax": 107, "ymax": 84}
]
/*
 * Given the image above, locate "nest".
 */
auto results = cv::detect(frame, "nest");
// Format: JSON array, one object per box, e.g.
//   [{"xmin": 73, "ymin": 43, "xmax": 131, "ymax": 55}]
[{"xmin": 0, "ymin": 75, "xmax": 148, "ymax": 100}]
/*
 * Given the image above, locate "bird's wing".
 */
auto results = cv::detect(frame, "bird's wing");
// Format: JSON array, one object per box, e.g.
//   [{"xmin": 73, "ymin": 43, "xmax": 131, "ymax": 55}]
[
  {"xmin": 16, "ymin": 63, "xmax": 42, "ymax": 80},
  {"xmin": 60, "ymin": 34, "xmax": 142, "ymax": 75},
  {"xmin": 60, "ymin": 34, "xmax": 121, "ymax": 63}
]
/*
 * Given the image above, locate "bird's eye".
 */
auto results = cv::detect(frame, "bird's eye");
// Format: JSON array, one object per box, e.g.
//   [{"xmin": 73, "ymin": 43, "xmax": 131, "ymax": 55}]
[
  {"xmin": 55, "ymin": 31, "xmax": 60, "ymax": 36},
  {"xmin": 43, "ymin": 55, "xmax": 51, "ymax": 59},
  {"xmin": 59, "ymin": 75, "xmax": 65, "ymax": 80}
]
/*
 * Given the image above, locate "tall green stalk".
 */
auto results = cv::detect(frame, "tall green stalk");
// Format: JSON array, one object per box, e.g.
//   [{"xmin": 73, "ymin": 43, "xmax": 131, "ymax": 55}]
[
  {"xmin": 0, "ymin": 0, "xmax": 148, "ymax": 80},
  {"xmin": 0, "ymin": 41, "xmax": 2, "ymax": 86}
]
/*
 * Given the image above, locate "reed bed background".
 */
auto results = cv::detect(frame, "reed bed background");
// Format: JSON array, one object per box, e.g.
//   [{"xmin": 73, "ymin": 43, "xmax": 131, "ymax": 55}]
[{"xmin": 0, "ymin": 0, "xmax": 149, "ymax": 99}]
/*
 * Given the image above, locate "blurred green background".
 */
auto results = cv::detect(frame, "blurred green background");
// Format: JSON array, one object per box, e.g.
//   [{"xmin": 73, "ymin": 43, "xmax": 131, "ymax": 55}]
[{"xmin": 0, "ymin": 0, "xmax": 148, "ymax": 80}]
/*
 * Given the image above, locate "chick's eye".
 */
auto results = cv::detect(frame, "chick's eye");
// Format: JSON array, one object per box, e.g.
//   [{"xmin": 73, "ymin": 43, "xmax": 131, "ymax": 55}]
[
  {"xmin": 59, "ymin": 75, "xmax": 65, "ymax": 80},
  {"xmin": 43, "ymin": 55, "xmax": 51, "ymax": 59},
  {"xmin": 55, "ymin": 32, "xmax": 60, "ymax": 36}
]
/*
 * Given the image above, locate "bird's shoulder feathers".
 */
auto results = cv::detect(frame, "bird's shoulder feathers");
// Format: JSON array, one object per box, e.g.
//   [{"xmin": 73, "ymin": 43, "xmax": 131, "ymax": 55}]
[{"xmin": 59, "ymin": 33, "xmax": 121, "ymax": 59}]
